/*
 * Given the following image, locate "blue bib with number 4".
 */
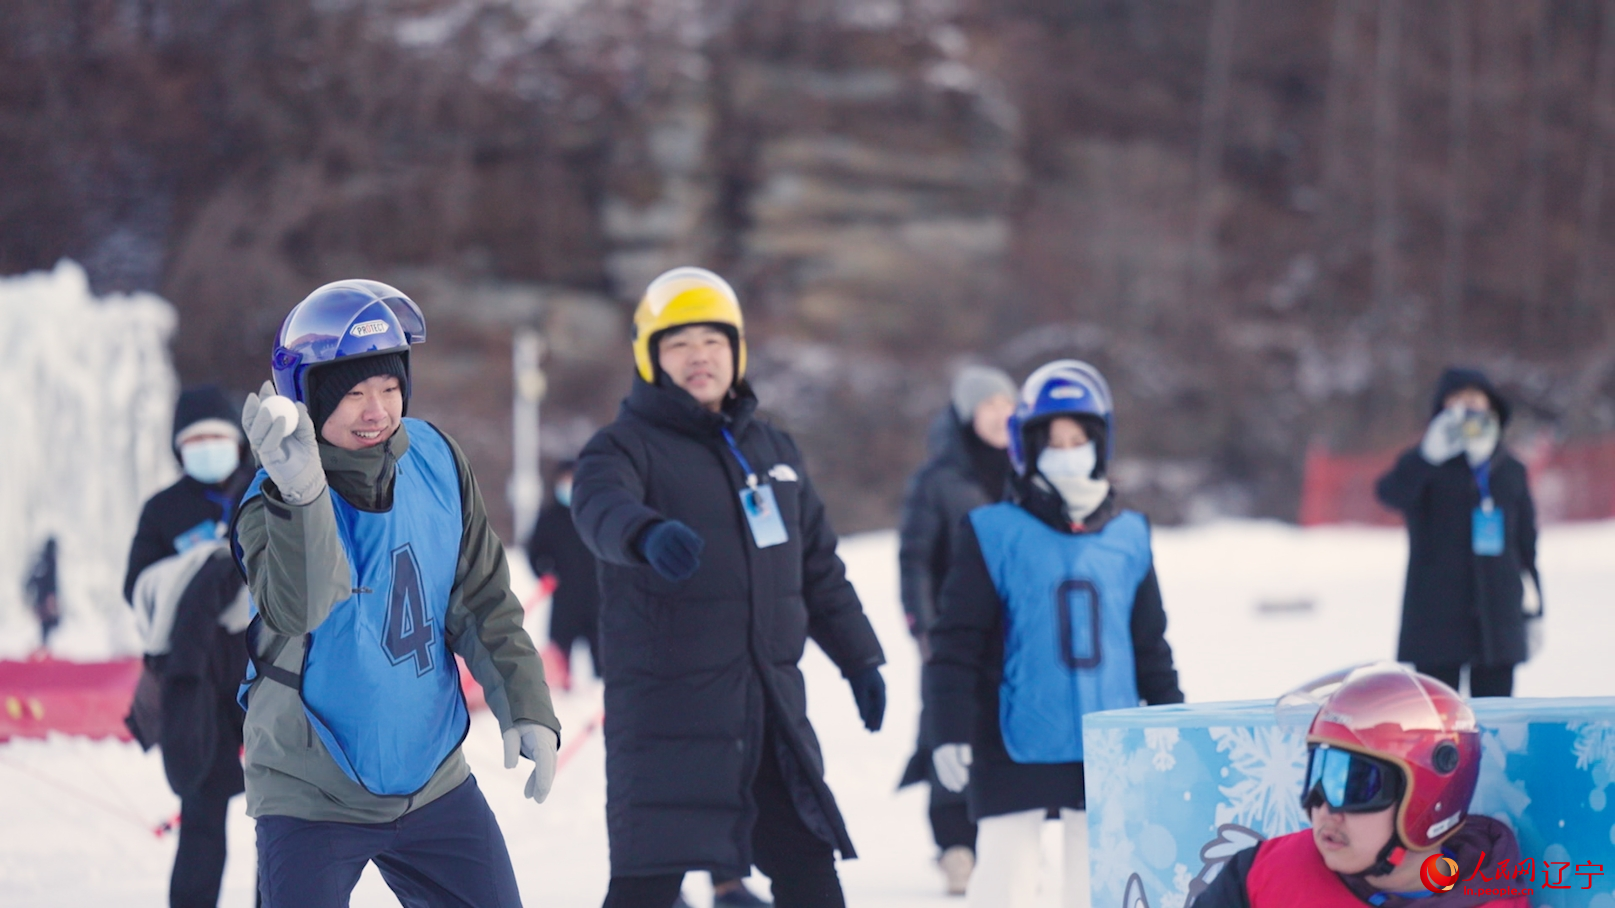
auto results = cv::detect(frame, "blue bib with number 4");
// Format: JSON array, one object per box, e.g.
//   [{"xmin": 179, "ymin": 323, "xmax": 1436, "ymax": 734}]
[
  {"xmin": 1473, "ymin": 501, "xmax": 1504, "ymax": 556},
  {"xmin": 236, "ymin": 418, "xmax": 469, "ymax": 796}
]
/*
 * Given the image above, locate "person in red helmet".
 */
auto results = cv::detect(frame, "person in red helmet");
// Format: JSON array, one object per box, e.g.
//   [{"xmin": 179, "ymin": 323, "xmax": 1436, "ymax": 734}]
[{"xmin": 1195, "ymin": 663, "xmax": 1529, "ymax": 908}]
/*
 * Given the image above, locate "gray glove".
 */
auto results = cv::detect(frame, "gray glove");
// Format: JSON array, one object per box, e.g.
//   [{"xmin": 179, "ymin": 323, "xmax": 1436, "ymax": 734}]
[
  {"xmin": 932, "ymin": 743, "xmax": 972, "ymax": 793},
  {"xmin": 503, "ymin": 720, "xmax": 559, "ymax": 804},
  {"xmin": 1523, "ymin": 571, "xmax": 1544, "ymax": 660},
  {"xmin": 1419, "ymin": 407, "xmax": 1466, "ymax": 465},
  {"xmin": 242, "ymin": 380, "xmax": 326, "ymax": 505}
]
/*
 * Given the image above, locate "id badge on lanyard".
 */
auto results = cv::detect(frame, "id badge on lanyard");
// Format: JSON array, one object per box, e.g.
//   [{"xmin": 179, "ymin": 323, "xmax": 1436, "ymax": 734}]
[
  {"xmin": 723, "ymin": 428, "xmax": 789, "ymax": 549},
  {"xmin": 1471, "ymin": 463, "xmax": 1504, "ymax": 557}
]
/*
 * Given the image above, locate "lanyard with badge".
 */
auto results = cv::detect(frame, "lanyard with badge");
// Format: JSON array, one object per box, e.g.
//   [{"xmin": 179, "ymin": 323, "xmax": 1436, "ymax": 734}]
[
  {"xmin": 721, "ymin": 427, "xmax": 789, "ymax": 549},
  {"xmin": 1471, "ymin": 461, "xmax": 1504, "ymax": 556}
]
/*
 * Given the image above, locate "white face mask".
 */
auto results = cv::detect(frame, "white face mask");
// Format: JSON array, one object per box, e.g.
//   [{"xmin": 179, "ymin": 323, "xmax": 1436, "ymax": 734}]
[
  {"xmin": 1038, "ymin": 442, "xmax": 1098, "ymax": 480},
  {"xmin": 1037, "ymin": 443, "xmax": 1111, "ymax": 523},
  {"xmin": 181, "ymin": 438, "xmax": 240, "ymax": 485}
]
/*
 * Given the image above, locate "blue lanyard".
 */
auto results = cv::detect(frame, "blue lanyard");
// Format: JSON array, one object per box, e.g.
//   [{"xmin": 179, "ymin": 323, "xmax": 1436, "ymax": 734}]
[
  {"xmin": 1472, "ymin": 460, "xmax": 1493, "ymax": 505},
  {"xmin": 206, "ymin": 488, "xmax": 236, "ymax": 526},
  {"xmin": 720, "ymin": 427, "xmax": 759, "ymax": 488}
]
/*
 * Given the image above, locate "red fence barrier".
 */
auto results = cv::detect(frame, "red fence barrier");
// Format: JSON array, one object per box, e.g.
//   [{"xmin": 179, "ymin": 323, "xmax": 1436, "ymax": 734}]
[
  {"xmin": 0, "ymin": 655, "xmax": 140, "ymax": 743},
  {"xmin": 0, "ymin": 581, "xmax": 553, "ymax": 744},
  {"xmin": 1300, "ymin": 434, "xmax": 1615, "ymax": 526}
]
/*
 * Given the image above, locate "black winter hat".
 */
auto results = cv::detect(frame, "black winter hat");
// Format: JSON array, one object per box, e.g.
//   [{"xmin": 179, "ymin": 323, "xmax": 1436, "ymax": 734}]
[
  {"xmin": 306, "ymin": 352, "xmax": 410, "ymax": 433},
  {"xmin": 172, "ymin": 385, "xmax": 240, "ymax": 459},
  {"xmin": 1431, "ymin": 367, "xmax": 1510, "ymax": 427}
]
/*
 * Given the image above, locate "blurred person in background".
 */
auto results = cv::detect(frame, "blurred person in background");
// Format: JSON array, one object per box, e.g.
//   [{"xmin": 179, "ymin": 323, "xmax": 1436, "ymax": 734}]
[
  {"xmin": 122, "ymin": 385, "xmax": 255, "ymax": 908},
  {"xmin": 232, "ymin": 281, "xmax": 558, "ymax": 907},
  {"xmin": 895, "ymin": 364, "xmax": 1016, "ymax": 895},
  {"xmin": 572, "ymin": 266, "xmax": 886, "ymax": 908},
  {"xmin": 926, "ymin": 359, "xmax": 1183, "ymax": 908},
  {"xmin": 1375, "ymin": 367, "xmax": 1541, "ymax": 697},
  {"xmin": 25, "ymin": 537, "xmax": 59, "ymax": 649},
  {"xmin": 525, "ymin": 459, "xmax": 600, "ymax": 691}
]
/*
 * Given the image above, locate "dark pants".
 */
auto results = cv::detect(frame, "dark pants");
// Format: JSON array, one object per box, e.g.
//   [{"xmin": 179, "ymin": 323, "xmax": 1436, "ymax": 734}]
[
  {"xmin": 1418, "ymin": 662, "xmax": 1515, "ymax": 697},
  {"xmin": 602, "ymin": 727, "xmax": 844, "ymax": 908},
  {"xmin": 256, "ymin": 775, "xmax": 519, "ymax": 908},
  {"xmin": 928, "ymin": 800, "xmax": 977, "ymax": 852},
  {"xmin": 170, "ymin": 751, "xmax": 240, "ymax": 908}
]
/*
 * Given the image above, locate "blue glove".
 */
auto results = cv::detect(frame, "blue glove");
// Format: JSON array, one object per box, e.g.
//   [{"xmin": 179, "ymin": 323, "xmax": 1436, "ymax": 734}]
[
  {"xmin": 638, "ymin": 520, "xmax": 704, "ymax": 582},
  {"xmin": 848, "ymin": 666, "xmax": 885, "ymax": 732}
]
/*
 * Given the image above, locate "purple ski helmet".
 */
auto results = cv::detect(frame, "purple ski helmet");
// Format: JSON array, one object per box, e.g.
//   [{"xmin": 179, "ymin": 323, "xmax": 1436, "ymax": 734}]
[{"xmin": 270, "ymin": 280, "xmax": 425, "ymax": 404}]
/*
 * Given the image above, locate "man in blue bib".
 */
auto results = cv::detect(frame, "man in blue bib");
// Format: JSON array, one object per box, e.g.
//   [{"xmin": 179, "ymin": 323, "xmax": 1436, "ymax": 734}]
[{"xmin": 233, "ymin": 280, "xmax": 560, "ymax": 908}]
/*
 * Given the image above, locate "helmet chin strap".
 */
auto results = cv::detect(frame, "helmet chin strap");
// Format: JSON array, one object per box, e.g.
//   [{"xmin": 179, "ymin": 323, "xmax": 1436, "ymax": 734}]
[{"xmin": 1356, "ymin": 834, "xmax": 1408, "ymax": 880}]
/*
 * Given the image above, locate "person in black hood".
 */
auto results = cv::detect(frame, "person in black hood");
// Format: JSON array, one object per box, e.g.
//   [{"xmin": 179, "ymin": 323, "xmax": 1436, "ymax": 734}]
[
  {"xmin": 572, "ymin": 266, "xmax": 886, "ymax": 908},
  {"xmin": 1374, "ymin": 367, "xmax": 1541, "ymax": 697},
  {"xmin": 122, "ymin": 385, "xmax": 256, "ymax": 908},
  {"xmin": 123, "ymin": 386, "xmax": 255, "ymax": 602},
  {"xmin": 524, "ymin": 460, "xmax": 599, "ymax": 691},
  {"xmin": 896, "ymin": 365, "xmax": 1016, "ymax": 895}
]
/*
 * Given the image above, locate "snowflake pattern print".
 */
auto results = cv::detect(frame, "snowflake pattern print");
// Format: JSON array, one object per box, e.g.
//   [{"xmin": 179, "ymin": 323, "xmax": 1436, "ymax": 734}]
[{"xmin": 1209, "ymin": 726, "xmax": 1308, "ymax": 836}]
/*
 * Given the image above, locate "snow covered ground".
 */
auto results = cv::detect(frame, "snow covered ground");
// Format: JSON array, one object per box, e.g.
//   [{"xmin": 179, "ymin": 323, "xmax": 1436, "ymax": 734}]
[{"xmin": 2, "ymin": 519, "xmax": 1612, "ymax": 907}]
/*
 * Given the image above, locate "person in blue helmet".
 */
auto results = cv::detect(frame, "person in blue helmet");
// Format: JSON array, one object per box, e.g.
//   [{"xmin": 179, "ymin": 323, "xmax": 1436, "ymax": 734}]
[
  {"xmin": 231, "ymin": 280, "xmax": 560, "ymax": 908},
  {"xmin": 924, "ymin": 359, "xmax": 1184, "ymax": 908}
]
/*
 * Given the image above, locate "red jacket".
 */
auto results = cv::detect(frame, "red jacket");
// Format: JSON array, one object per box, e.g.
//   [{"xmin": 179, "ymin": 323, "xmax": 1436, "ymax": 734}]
[{"xmin": 1197, "ymin": 818, "xmax": 1531, "ymax": 908}]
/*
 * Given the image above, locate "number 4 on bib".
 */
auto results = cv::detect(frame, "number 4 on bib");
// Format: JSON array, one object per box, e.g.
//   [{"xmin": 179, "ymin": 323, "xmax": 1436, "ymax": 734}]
[{"xmin": 383, "ymin": 544, "xmax": 436, "ymax": 676}]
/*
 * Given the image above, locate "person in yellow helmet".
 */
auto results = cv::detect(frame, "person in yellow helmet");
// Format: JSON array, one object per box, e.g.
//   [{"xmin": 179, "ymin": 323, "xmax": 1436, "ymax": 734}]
[{"xmin": 573, "ymin": 266, "xmax": 887, "ymax": 908}]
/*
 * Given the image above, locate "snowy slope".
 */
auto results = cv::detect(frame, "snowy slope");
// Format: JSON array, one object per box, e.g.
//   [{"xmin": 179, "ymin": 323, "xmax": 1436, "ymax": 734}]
[{"xmin": 2, "ymin": 521, "xmax": 1612, "ymax": 907}]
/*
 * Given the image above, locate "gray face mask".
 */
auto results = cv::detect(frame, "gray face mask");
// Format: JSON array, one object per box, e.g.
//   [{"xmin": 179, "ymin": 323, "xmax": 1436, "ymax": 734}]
[{"xmin": 181, "ymin": 438, "xmax": 240, "ymax": 485}]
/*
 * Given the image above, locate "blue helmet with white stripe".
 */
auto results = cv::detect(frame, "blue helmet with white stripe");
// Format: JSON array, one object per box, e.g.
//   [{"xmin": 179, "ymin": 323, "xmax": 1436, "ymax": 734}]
[
  {"xmin": 271, "ymin": 280, "xmax": 426, "ymax": 403},
  {"xmin": 1007, "ymin": 359, "xmax": 1114, "ymax": 475}
]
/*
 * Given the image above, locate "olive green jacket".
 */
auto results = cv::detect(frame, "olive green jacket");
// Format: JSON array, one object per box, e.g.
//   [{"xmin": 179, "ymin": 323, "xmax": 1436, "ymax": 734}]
[{"xmin": 235, "ymin": 422, "xmax": 559, "ymax": 822}]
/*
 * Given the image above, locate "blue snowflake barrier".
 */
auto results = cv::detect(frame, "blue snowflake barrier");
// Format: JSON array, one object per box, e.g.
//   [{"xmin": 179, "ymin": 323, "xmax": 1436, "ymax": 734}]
[{"xmin": 1083, "ymin": 698, "xmax": 1615, "ymax": 908}]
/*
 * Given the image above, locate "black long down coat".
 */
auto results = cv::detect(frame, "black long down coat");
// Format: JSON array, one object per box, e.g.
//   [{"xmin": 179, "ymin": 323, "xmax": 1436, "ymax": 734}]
[
  {"xmin": 1374, "ymin": 367, "xmax": 1540, "ymax": 669},
  {"xmin": 572, "ymin": 377, "xmax": 885, "ymax": 879},
  {"xmin": 925, "ymin": 481, "xmax": 1183, "ymax": 821},
  {"xmin": 525, "ymin": 495, "xmax": 601, "ymax": 661},
  {"xmin": 1375, "ymin": 451, "xmax": 1538, "ymax": 668},
  {"xmin": 896, "ymin": 409, "xmax": 1009, "ymax": 795}
]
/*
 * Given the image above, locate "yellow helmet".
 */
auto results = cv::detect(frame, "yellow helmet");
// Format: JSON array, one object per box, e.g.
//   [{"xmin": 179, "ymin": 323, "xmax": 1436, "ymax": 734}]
[{"xmin": 632, "ymin": 266, "xmax": 746, "ymax": 384}]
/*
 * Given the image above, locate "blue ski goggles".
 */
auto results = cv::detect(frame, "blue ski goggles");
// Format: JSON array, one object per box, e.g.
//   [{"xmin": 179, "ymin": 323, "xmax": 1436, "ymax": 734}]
[{"xmin": 1302, "ymin": 745, "xmax": 1403, "ymax": 813}]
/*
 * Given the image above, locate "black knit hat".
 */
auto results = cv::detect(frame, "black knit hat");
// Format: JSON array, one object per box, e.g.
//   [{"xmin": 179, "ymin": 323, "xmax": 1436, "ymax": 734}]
[
  {"xmin": 171, "ymin": 385, "xmax": 240, "ymax": 461},
  {"xmin": 306, "ymin": 352, "xmax": 410, "ymax": 434}
]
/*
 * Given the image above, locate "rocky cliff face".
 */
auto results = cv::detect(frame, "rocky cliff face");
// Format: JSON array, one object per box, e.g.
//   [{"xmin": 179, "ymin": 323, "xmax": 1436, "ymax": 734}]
[{"xmin": 5, "ymin": 0, "xmax": 1614, "ymax": 536}]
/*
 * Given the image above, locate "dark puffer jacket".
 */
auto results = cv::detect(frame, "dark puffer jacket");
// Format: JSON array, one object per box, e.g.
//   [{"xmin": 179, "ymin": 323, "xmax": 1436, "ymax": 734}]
[
  {"xmin": 1375, "ymin": 369, "xmax": 1539, "ymax": 668},
  {"xmin": 897, "ymin": 408, "xmax": 1009, "ymax": 794},
  {"xmin": 572, "ymin": 377, "xmax": 885, "ymax": 879},
  {"xmin": 898, "ymin": 408, "xmax": 1012, "ymax": 637},
  {"xmin": 525, "ymin": 493, "xmax": 600, "ymax": 661},
  {"xmin": 925, "ymin": 478, "xmax": 1183, "ymax": 821}
]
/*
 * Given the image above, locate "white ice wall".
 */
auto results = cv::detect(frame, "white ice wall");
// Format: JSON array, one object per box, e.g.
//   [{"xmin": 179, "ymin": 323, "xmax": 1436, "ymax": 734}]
[{"xmin": 0, "ymin": 261, "xmax": 179, "ymax": 659}]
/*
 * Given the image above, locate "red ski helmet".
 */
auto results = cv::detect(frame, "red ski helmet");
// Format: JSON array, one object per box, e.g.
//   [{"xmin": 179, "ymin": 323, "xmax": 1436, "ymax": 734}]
[{"xmin": 1288, "ymin": 663, "xmax": 1481, "ymax": 852}]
